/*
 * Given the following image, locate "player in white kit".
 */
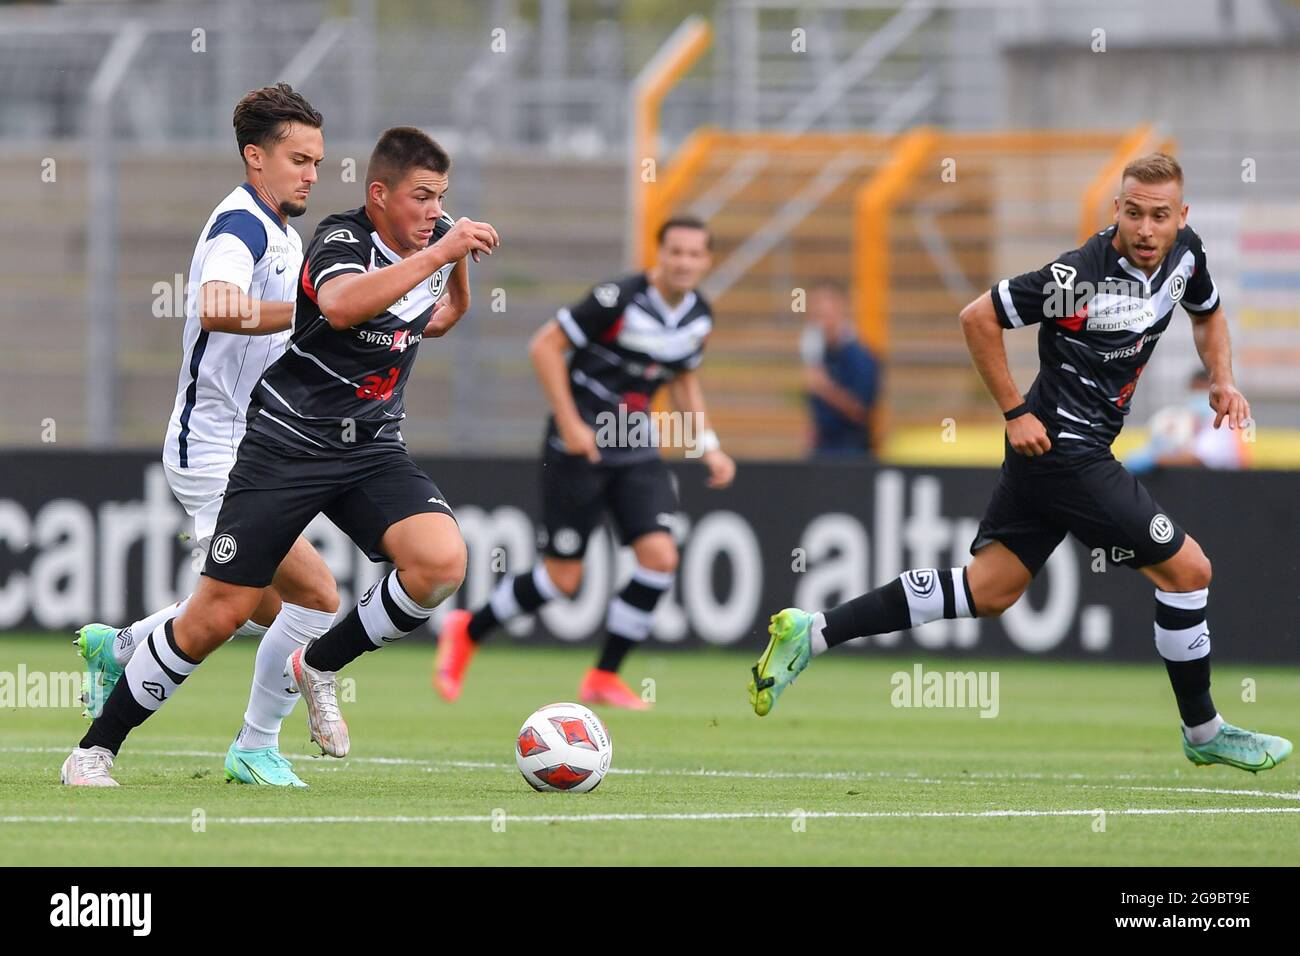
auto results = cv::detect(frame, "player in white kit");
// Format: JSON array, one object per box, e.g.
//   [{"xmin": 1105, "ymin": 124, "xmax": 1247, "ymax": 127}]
[{"xmin": 70, "ymin": 84, "xmax": 340, "ymax": 788}]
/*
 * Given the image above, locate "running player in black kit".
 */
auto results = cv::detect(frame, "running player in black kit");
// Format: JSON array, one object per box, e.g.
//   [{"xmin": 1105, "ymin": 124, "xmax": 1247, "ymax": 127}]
[
  {"xmin": 436, "ymin": 216, "xmax": 736, "ymax": 709},
  {"xmin": 749, "ymin": 154, "xmax": 1291, "ymax": 774},
  {"xmin": 62, "ymin": 127, "xmax": 500, "ymax": 783}
]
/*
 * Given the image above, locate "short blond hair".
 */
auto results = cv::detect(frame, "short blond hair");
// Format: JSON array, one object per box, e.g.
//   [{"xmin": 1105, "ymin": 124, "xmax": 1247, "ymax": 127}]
[{"xmin": 1121, "ymin": 152, "xmax": 1183, "ymax": 188}]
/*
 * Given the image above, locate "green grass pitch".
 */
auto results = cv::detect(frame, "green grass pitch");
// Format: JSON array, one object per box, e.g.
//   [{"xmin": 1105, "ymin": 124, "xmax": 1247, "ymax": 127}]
[{"xmin": 1, "ymin": 633, "xmax": 1296, "ymax": 865}]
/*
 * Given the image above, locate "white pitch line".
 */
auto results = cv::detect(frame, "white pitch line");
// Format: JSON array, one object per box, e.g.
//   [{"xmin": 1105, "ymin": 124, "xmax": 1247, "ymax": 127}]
[
  {"xmin": 928, "ymin": 777, "xmax": 1300, "ymax": 801},
  {"xmin": 2, "ymin": 746, "xmax": 1297, "ymax": 798},
  {"xmin": 3, "ymin": 807, "xmax": 1300, "ymax": 826}
]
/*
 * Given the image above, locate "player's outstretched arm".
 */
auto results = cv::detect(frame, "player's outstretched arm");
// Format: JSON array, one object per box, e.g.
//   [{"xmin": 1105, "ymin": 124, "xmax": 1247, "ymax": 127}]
[
  {"xmin": 424, "ymin": 256, "xmax": 470, "ymax": 338},
  {"xmin": 668, "ymin": 370, "xmax": 734, "ymax": 488},
  {"xmin": 319, "ymin": 218, "xmax": 497, "ymax": 331},
  {"xmin": 529, "ymin": 319, "xmax": 600, "ymax": 462},
  {"xmin": 959, "ymin": 291, "xmax": 1051, "ymax": 457},
  {"xmin": 198, "ymin": 280, "xmax": 295, "ymax": 335},
  {"xmin": 1190, "ymin": 305, "xmax": 1250, "ymax": 430}
]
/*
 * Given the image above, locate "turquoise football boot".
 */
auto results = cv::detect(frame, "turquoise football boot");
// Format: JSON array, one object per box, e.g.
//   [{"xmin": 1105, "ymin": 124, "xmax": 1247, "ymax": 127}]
[
  {"xmin": 224, "ymin": 742, "xmax": 309, "ymax": 788},
  {"xmin": 748, "ymin": 608, "xmax": 814, "ymax": 717},
  {"xmin": 75, "ymin": 623, "xmax": 124, "ymax": 719},
  {"xmin": 1183, "ymin": 722, "xmax": 1292, "ymax": 774}
]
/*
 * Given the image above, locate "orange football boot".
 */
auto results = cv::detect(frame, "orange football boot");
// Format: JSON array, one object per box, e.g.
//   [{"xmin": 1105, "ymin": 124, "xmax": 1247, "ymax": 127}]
[
  {"xmin": 579, "ymin": 668, "xmax": 650, "ymax": 710},
  {"xmin": 434, "ymin": 609, "xmax": 477, "ymax": 702}
]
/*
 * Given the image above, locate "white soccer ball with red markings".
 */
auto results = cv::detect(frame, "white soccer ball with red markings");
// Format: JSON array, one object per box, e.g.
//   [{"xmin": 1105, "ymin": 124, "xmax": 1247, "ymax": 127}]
[{"xmin": 515, "ymin": 702, "xmax": 613, "ymax": 793}]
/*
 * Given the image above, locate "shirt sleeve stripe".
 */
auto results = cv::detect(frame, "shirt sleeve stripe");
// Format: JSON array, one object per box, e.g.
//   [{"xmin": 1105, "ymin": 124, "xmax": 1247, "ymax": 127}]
[
  {"xmin": 1182, "ymin": 283, "xmax": 1219, "ymax": 314},
  {"xmin": 206, "ymin": 209, "xmax": 267, "ymax": 262},
  {"xmin": 555, "ymin": 307, "xmax": 587, "ymax": 348},
  {"xmin": 313, "ymin": 262, "xmax": 367, "ymax": 283},
  {"xmin": 997, "ymin": 279, "xmax": 1024, "ymax": 328}
]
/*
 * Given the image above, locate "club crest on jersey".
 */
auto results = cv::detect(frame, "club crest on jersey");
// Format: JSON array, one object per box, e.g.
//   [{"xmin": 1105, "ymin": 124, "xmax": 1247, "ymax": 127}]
[
  {"xmin": 429, "ymin": 265, "xmax": 450, "ymax": 298},
  {"xmin": 1169, "ymin": 273, "xmax": 1186, "ymax": 302},
  {"xmin": 1050, "ymin": 262, "xmax": 1077, "ymax": 290},
  {"xmin": 324, "ymin": 228, "xmax": 358, "ymax": 244},
  {"xmin": 593, "ymin": 283, "xmax": 620, "ymax": 308}
]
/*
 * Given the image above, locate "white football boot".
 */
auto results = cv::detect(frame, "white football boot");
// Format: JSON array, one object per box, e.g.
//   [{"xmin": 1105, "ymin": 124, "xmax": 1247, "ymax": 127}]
[
  {"xmin": 60, "ymin": 746, "xmax": 120, "ymax": 786},
  {"xmin": 285, "ymin": 646, "xmax": 350, "ymax": 758}
]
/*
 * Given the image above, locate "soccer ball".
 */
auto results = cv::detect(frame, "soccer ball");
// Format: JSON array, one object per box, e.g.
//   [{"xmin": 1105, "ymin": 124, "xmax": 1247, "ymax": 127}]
[{"xmin": 515, "ymin": 702, "xmax": 613, "ymax": 793}]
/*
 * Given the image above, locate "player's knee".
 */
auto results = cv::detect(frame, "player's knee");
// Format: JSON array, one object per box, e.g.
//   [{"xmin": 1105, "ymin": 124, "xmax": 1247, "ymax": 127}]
[
  {"xmin": 1162, "ymin": 540, "xmax": 1212, "ymax": 591},
  {"xmin": 638, "ymin": 547, "xmax": 678, "ymax": 575},
  {"xmin": 544, "ymin": 561, "xmax": 583, "ymax": 597},
  {"xmin": 972, "ymin": 583, "xmax": 1023, "ymax": 617},
  {"xmin": 634, "ymin": 535, "xmax": 678, "ymax": 574},
  {"xmin": 1184, "ymin": 553, "xmax": 1212, "ymax": 590},
  {"xmin": 188, "ymin": 602, "xmax": 254, "ymax": 655},
  {"xmin": 402, "ymin": 538, "xmax": 468, "ymax": 606},
  {"xmin": 292, "ymin": 580, "xmax": 340, "ymax": 615}
]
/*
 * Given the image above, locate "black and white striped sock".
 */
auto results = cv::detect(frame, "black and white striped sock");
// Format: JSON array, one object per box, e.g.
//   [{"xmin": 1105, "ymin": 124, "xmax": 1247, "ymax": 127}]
[
  {"xmin": 596, "ymin": 565, "xmax": 673, "ymax": 673},
  {"xmin": 80, "ymin": 619, "xmax": 199, "ymax": 754},
  {"xmin": 468, "ymin": 564, "xmax": 562, "ymax": 642},
  {"xmin": 818, "ymin": 568, "xmax": 976, "ymax": 653},
  {"xmin": 1154, "ymin": 587, "xmax": 1220, "ymax": 740},
  {"xmin": 304, "ymin": 571, "xmax": 432, "ymax": 672}
]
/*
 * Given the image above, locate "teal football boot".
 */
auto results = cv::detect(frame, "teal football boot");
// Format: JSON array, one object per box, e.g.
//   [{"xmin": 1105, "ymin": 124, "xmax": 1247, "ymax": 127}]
[
  {"xmin": 224, "ymin": 742, "xmax": 309, "ymax": 788},
  {"xmin": 75, "ymin": 623, "xmax": 124, "ymax": 719},
  {"xmin": 1183, "ymin": 722, "xmax": 1292, "ymax": 774}
]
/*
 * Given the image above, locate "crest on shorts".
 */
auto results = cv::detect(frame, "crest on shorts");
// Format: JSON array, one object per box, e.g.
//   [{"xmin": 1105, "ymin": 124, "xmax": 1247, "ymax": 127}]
[
  {"xmin": 553, "ymin": 528, "xmax": 582, "ymax": 556},
  {"xmin": 210, "ymin": 534, "xmax": 238, "ymax": 564},
  {"xmin": 1149, "ymin": 514, "xmax": 1175, "ymax": 544}
]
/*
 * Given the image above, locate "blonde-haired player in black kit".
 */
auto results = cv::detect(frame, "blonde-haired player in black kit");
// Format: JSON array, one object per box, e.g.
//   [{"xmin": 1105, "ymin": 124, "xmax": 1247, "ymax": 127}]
[{"xmin": 750, "ymin": 154, "xmax": 1291, "ymax": 774}]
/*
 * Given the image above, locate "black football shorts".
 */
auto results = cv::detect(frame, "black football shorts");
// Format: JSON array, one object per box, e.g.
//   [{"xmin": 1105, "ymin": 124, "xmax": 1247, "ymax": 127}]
[
  {"xmin": 203, "ymin": 430, "xmax": 455, "ymax": 588},
  {"xmin": 537, "ymin": 440, "xmax": 679, "ymax": 559},
  {"xmin": 971, "ymin": 437, "xmax": 1185, "ymax": 575}
]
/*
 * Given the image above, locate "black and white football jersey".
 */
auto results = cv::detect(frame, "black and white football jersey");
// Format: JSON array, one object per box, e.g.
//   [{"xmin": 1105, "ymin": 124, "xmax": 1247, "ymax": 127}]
[
  {"xmin": 551, "ymin": 273, "xmax": 713, "ymax": 464},
  {"xmin": 245, "ymin": 206, "xmax": 455, "ymax": 454},
  {"xmin": 991, "ymin": 224, "xmax": 1220, "ymax": 459}
]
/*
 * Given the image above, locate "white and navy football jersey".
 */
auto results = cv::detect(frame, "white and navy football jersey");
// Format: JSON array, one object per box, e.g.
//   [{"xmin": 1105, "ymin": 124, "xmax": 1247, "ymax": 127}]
[
  {"xmin": 163, "ymin": 183, "xmax": 302, "ymax": 469},
  {"xmin": 551, "ymin": 272, "xmax": 713, "ymax": 464},
  {"xmin": 991, "ymin": 224, "xmax": 1219, "ymax": 458}
]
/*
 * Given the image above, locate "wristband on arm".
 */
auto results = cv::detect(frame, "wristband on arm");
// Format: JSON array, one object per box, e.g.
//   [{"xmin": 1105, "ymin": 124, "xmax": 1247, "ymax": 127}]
[{"xmin": 1003, "ymin": 403, "xmax": 1030, "ymax": 422}]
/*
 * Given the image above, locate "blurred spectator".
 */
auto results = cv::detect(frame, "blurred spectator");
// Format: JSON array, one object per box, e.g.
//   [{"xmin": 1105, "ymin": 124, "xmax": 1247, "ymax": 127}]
[
  {"xmin": 799, "ymin": 280, "xmax": 882, "ymax": 459},
  {"xmin": 1126, "ymin": 369, "xmax": 1252, "ymax": 473}
]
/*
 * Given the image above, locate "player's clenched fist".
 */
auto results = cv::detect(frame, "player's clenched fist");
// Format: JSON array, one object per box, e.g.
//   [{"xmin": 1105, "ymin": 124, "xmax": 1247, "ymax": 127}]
[
  {"xmin": 1007, "ymin": 411, "xmax": 1051, "ymax": 458},
  {"xmin": 434, "ymin": 216, "xmax": 500, "ymax": 263},
  {"xmin": 558, "ymin": 418, "xmax": 602, "ymax": 464}
]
